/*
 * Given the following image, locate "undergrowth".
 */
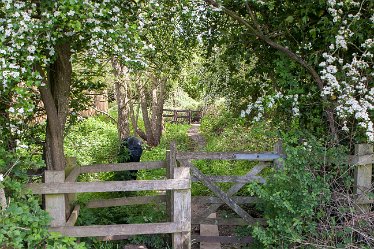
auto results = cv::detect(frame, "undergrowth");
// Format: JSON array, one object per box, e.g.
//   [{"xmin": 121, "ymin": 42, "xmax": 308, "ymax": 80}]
[{"xmin": 65, "ymin": 116, "xmax": 191, "ymax": 248}]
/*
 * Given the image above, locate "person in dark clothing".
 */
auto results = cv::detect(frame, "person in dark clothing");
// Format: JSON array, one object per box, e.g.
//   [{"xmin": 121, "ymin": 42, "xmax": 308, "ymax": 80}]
[{"xmin": 114, "ymin": 136, "xmax": 143, "ymax": 181}]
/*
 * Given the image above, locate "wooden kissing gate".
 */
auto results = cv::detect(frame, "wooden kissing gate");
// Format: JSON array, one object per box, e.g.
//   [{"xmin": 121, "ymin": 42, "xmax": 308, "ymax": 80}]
[{"xmin": 26, "ymin": 143, "xmax": 373, "ymax": 248}]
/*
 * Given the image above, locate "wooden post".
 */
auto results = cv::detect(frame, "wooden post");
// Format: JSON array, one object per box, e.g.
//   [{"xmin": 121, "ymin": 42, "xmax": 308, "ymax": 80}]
[
  {"xmin": 173, "ymin": 167, "xmax": 191, "ymax": 249},
  {"xmin": 166, "ymin": 150, "xmax": 172, "ymax": 222},
  {"xmin": 45, "ymin": 170, "xmax": 66, "ymax": 226},
  {"xmin": 168, "ymin": 141, "xmax": 191, "ymax": 249},
  {"xmin": 170, "ymin": 142, "xmax": 191, "ymax": 249},
  {"xmin": 273, "ymin": 140, "xmax": 284, "ymax": 170},
  {"xmin": 188, "ymin": 110, "xmax": 192, "ymax": 124},
  {"xmin": 0, "ymin": 188, "xmax": 6, "ymax": 210},
  {"xmin": 174, "ymin": 110, "xmax": 178, "ymax": 123},
  {"xmin": 354, "ymin": 144, "xmax": 373, "ymax": 213},
  {"xmin": 65, "ymin": 157, "xmax": 78, "ymax": 219}
]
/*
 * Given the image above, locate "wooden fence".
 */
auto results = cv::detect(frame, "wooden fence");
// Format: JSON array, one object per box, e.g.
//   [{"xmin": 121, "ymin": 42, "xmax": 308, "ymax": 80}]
[
  {"xmin": 163, "ymin": 109, "xmax": 202, "ymax": 124},
  {"xmin": 26, "ymin": 143, "xmax": 373, "ymax": 248},
  {"xmin": 27, "ymin": 159, "xmax": 191, "ymax": 248}
]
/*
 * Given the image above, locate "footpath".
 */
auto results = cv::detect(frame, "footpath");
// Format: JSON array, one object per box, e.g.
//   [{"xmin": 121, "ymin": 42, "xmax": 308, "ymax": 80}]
[{"xmin": 187, "ymin": 124, "xmax": 221, "ymax": 249}]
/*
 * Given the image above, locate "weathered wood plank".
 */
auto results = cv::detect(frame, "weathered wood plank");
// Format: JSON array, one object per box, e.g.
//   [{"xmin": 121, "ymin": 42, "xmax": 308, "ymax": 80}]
[
  {"xmin": 65, "ymin": 167, "xmax": 81, "ymax": 182},
  {"xmin": 66, "ymin": 205, "xmax": 80, "ymax": 227},
  {"xmin": 45, "ymin": 171, "xmax": 65, "ymax": 226},
  {"xmin": 189, "ymin": 164, "xmax": 257, "ymax": 224},
  {"xmin": 177, "ymin": 152, "xmax": 279, "ymax": 161},
  {"xmin": 79, "ymin": 161, "xmax": 166, "ymax": 174},
  {"xmin": 27, "ymin": 179, "xmax": 190, "ymax": 194},
  {"xmin": 192, "ymin": 235, "xmax": 253, "ymax": 244},
  {"xmin": 192, "ymin": 196, "xmax": 258, "ymax": 205},
  {"xmin": 86, "ymin": 195, "xmax": 166, "ymax": 208},
  {"xmin": 349, "ymin": 154, "xmax": 374, "ymax": 165},
  {"xmin": 191, "ymin": 175, "xmax": 265, "ymax": 184},
  {"xmin": 64, "ymin": 161, "xmax": 79, "ymax": 219},
  {"xmin": 97, "ymin": 235, "xmax": 129, "ymax": 241},
  {"xmin": 49, "ymin": 222, "xmax": 181, "ymax": 237},
  {"xmin": 193, "ymin": 217, "xmax": 266, "ymax": 226},
  {"xmin": 273, "ymin": 140, "xmax": 285, "ymax": 169},
  {"xmin": 171, "ymin": 144, "xmax": 191, "ymax": 249},
  {"xmin": 200, "ymin": 213, "xmax": 220, "ymax": 249},
  {"xmin": 354, "ymin": 144, "xmax": 373, "ymax": 213}
]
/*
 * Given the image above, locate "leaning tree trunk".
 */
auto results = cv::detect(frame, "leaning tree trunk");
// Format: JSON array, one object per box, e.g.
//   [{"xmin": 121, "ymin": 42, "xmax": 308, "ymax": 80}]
[
  {"xmin": 151, "ymin": 76, "xmax": 166, "ymax": 144},
  {"xmin": 139, "ymin": 82, "xmax": 156, "ymax": 146},
  {"xmin": 112, "ymin": 59, "xmax": 131, "ymax": 141},
  {"xmin": 38, "ymin": 43, "xmax": 72, "ymax": 171}
]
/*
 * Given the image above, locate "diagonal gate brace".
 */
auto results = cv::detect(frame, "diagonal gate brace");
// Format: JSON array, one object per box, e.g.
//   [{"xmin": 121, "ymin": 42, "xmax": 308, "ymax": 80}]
[
  {"xmin": 191, "ymin": 162, "xmax": 267, "ymax": 220},
  {"xmin": 185, "ymin": 161, "xmax": 260, "ymax": 225}
]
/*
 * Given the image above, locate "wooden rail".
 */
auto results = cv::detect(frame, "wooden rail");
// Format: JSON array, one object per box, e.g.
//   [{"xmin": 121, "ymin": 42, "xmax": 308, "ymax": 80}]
[
  {"xmin": 27, "ymin": 156, "xmax": 191, "ymax": 248},
  {"xmin": 25, "ymin": 143, "xmax": 373, "ymax": 248},
  {"xmin": 163, "ymin": 109, "xmax": 202, "ymax": 124}
]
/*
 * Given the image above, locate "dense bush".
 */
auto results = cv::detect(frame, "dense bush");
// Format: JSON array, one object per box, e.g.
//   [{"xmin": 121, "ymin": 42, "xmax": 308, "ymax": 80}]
[
  {"xmin": 249, "ymin": 133, "xmax": 373, "ymax": 248},
  {"xmin": 0, "ymin": 178, "xmax": 85, "ymax": 248}
]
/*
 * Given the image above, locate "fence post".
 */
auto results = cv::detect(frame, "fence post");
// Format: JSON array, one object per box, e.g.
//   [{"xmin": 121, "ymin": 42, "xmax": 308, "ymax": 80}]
[
  {"xmin": 45, "ymin": 170, "xmax": 66, "ymax": 226},
  {"xmin": 174, "ymin": 110, "xmax": 178, "ymax": 123},
  {"xmin": 166, "ymin": 150, "xmax": 172, "ymax": 222},
  {"xmin": 188, "ymin": 110, "xmax": 192, "ymax": 124},
  {"xmin": 170, "ymin": 142, "xmax": 191, "ymax": 249},
  {"xmin": 354, "ymin": 144, "xmax": 373, "ymax": 213},
  {"xmin": 273, "ymin": 140, "xmax": 284, "ymax": 170}
]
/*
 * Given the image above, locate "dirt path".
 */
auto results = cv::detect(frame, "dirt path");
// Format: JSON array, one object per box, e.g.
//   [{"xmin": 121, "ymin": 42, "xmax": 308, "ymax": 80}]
[
  {"xmin": 187, "ymin": 124, "xmax": 221, "ymax": 249},
  {"xmin": 188, "ymin": 124, "xmax": 206, "ymax": 150}
]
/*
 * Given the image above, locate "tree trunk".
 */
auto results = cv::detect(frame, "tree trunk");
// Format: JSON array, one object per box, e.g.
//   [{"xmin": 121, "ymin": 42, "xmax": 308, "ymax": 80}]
[
  {"xmin": 41, "ymin": 43, "xmax": 72, "ymax": 171},
  {"xmin": 112, "ymin": 59, "xmax": 131, "ymax": 141},
  {"xmin": 152, "ymin": 77, "xmax": 166, "ymax": 144},
  {"xmin": 139, "ymin": 83, "xmax": 156, "ymax": 146},
  {"xmin": 0, "ymin": 92, "xmax": 16, "ymax": 151}
]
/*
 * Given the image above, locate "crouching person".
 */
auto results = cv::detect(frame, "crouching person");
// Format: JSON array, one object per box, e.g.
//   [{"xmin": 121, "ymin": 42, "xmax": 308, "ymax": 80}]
[{"xmin": 114, "ymin": 136, "xmax": 143, "ymax": 181}]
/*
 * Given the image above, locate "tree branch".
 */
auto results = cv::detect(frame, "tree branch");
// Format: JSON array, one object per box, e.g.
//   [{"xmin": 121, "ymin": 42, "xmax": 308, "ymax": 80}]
[
  {"xmin": 205, "ymin": 0, "xmax": 338, "ymax": 140},
  {"xmin": 34, "ymin": 64, "xmax": 60, "ymax": 136}
]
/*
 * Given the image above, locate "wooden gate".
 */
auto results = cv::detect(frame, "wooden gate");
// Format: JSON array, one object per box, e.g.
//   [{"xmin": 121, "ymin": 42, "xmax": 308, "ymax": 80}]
[{"xmin": 170, "ymin": 141, "xmax": 285, "ymax": 246}]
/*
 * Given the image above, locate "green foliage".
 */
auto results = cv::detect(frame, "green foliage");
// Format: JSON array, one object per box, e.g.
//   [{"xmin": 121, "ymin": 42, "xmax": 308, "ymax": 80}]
[
  {"xmin": 248, "ymin": 133, "xmax": 355, "ymax": 248},
  {"xmin": 0, "ymin": 179, "xmax": 85, "ymax": 249},
  {"xmin": 200, "ymin": 110, "xmax": 277, "ymax": 152},
  {"xmin": 65, "ymin": 117, "xmax": 119, "ymax": 165},
  {"xmin": 66, "ymin": 121, "xmax": 190, "ymax": 248}
]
